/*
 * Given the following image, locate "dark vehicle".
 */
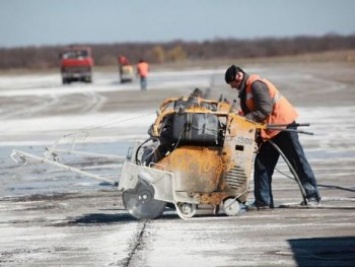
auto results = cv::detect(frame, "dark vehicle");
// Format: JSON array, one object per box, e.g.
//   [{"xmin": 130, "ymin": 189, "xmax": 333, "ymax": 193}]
[{"xmin": 60, "ymin": 46, "xmax": 94, "ymax": 84}]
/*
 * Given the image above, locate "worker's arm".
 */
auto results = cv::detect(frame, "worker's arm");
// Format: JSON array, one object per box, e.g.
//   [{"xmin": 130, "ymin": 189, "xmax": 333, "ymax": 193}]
[{"xmin": 245, "ymin": 81, "xmax": 273, "ymax": 122}]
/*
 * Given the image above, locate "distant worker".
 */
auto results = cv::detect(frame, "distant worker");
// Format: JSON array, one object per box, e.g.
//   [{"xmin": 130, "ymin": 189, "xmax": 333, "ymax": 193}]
[
  {"xmin": 118, "ymin": 56, "xmax": 129, "ymax": 66},
  {"xmin": 224, "ymin": 65, "xmax": 321, "ymax": 210},
  {"xmin": 136, "ymin": 59, "xmax": 149, "ymax": 91}
]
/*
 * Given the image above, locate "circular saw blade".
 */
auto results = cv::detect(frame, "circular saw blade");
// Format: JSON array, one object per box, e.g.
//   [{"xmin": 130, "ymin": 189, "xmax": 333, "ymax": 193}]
[{"xmin": 122, "ymin": 182, "xmax": 166, "ymax": 220}]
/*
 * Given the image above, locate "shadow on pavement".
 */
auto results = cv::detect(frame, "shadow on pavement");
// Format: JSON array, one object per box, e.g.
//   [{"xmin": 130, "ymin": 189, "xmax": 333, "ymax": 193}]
[
  {"xmin": 69, "ymin": 213, "xmax": 136, "ymax": 224},
  {"xmin": 60, "ymin": 210, "xmax": 180, "ymax": 225},
  {"xmin": 288, "ymin": 236, "xmax": 355, "ymax": 267}
]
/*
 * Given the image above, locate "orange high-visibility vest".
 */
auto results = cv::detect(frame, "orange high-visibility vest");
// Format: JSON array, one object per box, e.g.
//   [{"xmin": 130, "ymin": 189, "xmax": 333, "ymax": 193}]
[
  {"xmin": 245, "ymin": 74, "xmax": 298, "ymax": 140},
  {"xmin": 137, "ymin": 62, "xmax": 149, "ymax": 77}
]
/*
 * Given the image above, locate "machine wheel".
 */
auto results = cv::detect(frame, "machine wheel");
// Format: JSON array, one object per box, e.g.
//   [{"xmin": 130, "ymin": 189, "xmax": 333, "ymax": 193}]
[
  {"xmin": 223, "ymin": 198, "xmax": 241, "ymax": 216},
  {"xmin": 122, "ymin": 182, "xmax": 166, "ymax": 220},
  {"xmin": 175, "ymin": 202, "xmax": 197, "ymax": 219}
]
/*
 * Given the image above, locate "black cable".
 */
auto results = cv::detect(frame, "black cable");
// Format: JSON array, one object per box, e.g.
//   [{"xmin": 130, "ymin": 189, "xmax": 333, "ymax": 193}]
[{"xmin": 268, "ymin": 140, "xmax": 308, "ymax": 203}]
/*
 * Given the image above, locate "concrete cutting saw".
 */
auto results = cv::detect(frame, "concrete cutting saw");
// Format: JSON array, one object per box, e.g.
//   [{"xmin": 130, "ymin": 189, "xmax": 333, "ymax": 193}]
[{"xmin": 119, "ymin": 93, "xmax": 312, "ymax": 219}]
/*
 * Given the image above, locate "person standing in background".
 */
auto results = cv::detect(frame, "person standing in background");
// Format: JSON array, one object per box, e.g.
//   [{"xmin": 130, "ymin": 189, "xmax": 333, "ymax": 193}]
[{"xmin": 136, "ymin": 59, "xmax": 149, "ymax": 90}]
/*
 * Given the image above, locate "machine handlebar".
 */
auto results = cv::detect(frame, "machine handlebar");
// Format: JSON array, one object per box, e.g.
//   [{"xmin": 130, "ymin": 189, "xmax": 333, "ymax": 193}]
[{"xmin": 266, "ymin": 123, "xmax": 314, "ymax": 135}]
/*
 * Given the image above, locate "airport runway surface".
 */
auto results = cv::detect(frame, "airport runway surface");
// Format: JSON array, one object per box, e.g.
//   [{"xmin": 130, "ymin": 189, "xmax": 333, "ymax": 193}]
[{"xmin": 0, "ymin": 62, "xmax": 354, "ymax": 266}]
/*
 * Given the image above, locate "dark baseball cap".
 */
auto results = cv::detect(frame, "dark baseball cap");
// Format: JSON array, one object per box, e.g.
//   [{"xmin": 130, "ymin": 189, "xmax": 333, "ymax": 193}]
[{"xmin": 225, "ymin": 65, "xmax": 244, "ymax": 83}]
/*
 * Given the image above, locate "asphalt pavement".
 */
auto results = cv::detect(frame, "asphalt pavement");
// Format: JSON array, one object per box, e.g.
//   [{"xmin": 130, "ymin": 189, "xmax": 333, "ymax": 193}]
[{"xmin": 0, "ymin": 62, "xmax": 354, "ymax": 266}]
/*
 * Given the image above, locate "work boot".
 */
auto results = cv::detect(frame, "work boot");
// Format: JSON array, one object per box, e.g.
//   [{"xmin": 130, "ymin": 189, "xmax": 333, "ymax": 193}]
[
  {"xmin": 246, "ymin": 202, "xmax": 272, "ymax": 211},
  {"xmin": 300, "ymin": 198, "xmax": 321, "ymax": 207}
]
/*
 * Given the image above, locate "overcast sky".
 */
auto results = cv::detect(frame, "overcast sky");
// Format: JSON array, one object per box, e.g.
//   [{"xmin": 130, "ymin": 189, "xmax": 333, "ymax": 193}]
[{"xmin": 0, "ymin": 0, "xmax": 354, "ymax": 48}]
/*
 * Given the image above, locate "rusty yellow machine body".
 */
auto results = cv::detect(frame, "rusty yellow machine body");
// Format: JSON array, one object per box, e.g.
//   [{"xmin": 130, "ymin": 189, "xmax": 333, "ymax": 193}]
[{"xmin": 118, "ymin": 95, "xmax": 267, "ymax": 219}]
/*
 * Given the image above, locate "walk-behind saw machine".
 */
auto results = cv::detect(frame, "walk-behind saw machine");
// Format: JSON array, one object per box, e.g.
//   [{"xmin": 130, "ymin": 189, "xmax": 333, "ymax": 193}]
[{"xmin": 118, "ymin": 93, "xmax": 312, "ymax": 219}]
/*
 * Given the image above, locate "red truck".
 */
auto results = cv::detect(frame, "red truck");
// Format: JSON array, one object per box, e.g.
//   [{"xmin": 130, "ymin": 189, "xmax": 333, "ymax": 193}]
[{"xmin": 59, "ymin": 46, "xmax": 94, "ymax": 84}]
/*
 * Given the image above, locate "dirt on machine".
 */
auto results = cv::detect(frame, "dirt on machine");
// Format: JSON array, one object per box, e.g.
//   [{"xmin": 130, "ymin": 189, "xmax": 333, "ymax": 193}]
[{"xmin": 59, "ymin": 46, "xmax": 94, "ymax": 84}]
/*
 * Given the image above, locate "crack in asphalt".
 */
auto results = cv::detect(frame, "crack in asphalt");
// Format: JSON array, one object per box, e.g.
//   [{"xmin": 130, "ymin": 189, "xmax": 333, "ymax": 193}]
[{"xmin": 120, "ymin": 220, "xmax": 149, "ymax": 267}]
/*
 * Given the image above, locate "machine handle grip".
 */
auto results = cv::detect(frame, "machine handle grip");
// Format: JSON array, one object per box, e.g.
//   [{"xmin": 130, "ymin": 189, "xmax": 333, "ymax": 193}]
[
  {"xmin": 267, "ymin": 123, "xmax": 310, "ymax": 127},
  {"xmin": 266, "ymin": 127, "xmax": 314, "ymax": 135}
]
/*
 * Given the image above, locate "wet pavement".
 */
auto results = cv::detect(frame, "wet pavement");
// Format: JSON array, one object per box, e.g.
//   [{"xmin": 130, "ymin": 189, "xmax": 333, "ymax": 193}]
[{"xmin": 0, "ymin": 62, "xmax": 355, "ymax": 266}]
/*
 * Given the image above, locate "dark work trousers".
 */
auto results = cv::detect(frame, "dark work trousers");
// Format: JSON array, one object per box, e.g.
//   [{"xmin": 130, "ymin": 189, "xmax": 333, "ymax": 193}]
[
  {"xmin": 254, "ymin": 128, "xmax": 321, "ymax": 207},
  {"xmin": 140, "ymin": 76, "xmax": 147, "ymax": 90}
]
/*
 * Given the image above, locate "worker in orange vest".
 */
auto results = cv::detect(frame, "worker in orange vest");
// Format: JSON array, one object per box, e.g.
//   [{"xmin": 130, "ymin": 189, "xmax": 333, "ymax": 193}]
[
  {"xmin": 118, "ymin": 56, "xmax": 129, "ymax": 66},
  {"xmin": 136, "ymin": 59, "xmax": 149, "ymax": 90},
  {"xmin": 225, "ymin": 65, "xmax": 321, "ymax": 210}
]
